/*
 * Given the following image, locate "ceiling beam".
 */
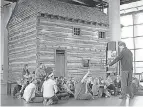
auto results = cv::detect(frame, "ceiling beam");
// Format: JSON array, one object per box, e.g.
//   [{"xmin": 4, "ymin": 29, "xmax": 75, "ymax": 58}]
[
  {"xmin": 4, "ymin": 0, "xmax": 142, "ymax": 8},
  {"xmin": 120, "ymin": 0, "xmax": 141, "ymax": 5},
  {"xmin": 5, "ymin": 0, "xmax": 17, "ymax": 2}
]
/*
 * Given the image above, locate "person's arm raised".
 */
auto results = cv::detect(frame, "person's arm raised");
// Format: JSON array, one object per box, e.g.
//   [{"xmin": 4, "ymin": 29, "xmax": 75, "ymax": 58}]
[{"xmin": 81, "ymin": 69, "xmax": 90, "ymax": 83}]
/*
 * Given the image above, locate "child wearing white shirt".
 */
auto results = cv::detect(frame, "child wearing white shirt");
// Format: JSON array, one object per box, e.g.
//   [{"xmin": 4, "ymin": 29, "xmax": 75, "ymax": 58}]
[
  {"xmin": 41, "ymin": 72, "xmax": 58, "ymax": 105},
  {"xmin": 23, "ymin": 80, "xmax": 40, "ymax": 103}
]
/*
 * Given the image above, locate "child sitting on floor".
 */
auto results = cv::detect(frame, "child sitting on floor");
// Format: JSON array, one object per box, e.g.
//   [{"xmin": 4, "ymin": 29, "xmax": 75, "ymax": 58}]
[
  {"xmin": 30, "ymin": 71, "xmax": 35, "ymax": 83},
  {"xmin": 19, "ymin": 69, "xmax": 32, "ymax": 98},
  {"xmin": 105, "ymin": 74, "xmax": 116, "ymax": 95},
  {"xmin": 67, "ymin": 79, "xmax": 75, "ymax": 93},
  {"xmin": 74, "ymin": 70, "xmax": 93, "ymax": 100},
  {"xmin": 56, "ymin": 78, "xmax": 70, "ymax": 100},
  {"xmin": 42, "ymin": 72, "xmax": 58, "ymax": 106},
  {"xmin": 13, "ymin": 78, "xmax": 23, "ymax": 98},
  {"xmin": 98, "ymin": 77, "xmax": 110, "ymax": 98},
  {"xmin": 92, "ymin": 78, "xmax": 99, "ymax": 97},
  {"xmin": 113, "ymin": 75, "xmax": 121, "ymax": 95},
  {"xmin": 23, "ymin": 80, "xmax": 40, "ymax": 103},
  {"xmin": 64, "ymin": 79, "xmax": 75, "ymax": 98},
  {"xmin": 86, "ymin": 77, "xmax": 93, "ymax": 95}
]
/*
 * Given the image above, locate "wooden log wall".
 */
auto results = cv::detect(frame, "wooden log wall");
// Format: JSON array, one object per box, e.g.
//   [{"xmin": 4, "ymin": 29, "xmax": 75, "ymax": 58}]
[
  {"xmin": 7, "ymin": 0, "xmax": 37, "ymax": 82},
  {"xmin": 37, "ymin": 17, "xmax": 109, "ymax": 79}
]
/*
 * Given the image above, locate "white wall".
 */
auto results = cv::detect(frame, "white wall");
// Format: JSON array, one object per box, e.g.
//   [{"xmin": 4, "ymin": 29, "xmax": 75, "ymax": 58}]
[{"xmin": 1, "ymin": 0, "xmax": 15, "ymax": 94}]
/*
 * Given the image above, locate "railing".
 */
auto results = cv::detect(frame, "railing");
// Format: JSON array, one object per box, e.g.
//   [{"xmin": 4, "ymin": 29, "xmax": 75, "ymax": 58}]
[
  {"xmin": 134, "ymin": 72, "xmax": 142, "ymax": 82},
  {"xmin": 120, "ymin": 5, "xmax": 143, "ymax": 14}
]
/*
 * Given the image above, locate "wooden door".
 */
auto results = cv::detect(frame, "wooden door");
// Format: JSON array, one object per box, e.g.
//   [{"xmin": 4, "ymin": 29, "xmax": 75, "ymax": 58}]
[{"xmin": 55, "ymin": 50, "xmax": 65, "ymax": 77}]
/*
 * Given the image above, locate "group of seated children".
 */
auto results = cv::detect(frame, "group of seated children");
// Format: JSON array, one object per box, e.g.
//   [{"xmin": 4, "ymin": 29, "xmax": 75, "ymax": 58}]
[
  {"xmin": 13, "ymin": 64, "xmax": 35, "ymax": 98},
  {"xmin": 74, "ymin": 70, "xmax": 121, "ymax": 100},
  {"xmin": 13, "ymin": 63, "xmax": 121, "ymax": 105},
  {"xmin": 13, "ymin": 63, "xmax": 75, "ymax": 105}
]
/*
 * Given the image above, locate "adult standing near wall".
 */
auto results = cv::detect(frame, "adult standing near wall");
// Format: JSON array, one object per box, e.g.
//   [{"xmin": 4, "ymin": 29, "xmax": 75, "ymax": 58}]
[
  {"xmin": 13, "ymin": 64, "xmax": 30, "ymax": 97},
  {"xmin": 107, "ymin": 41, "xmax": 134, "ymax": 99},
  {"xmin": 22, "ymin": 64, "xmax": 29, "ymax": 77},
  {"xmin": 35, "ymin": 63, "xmax": 46, "ymax": 91},
  {"xmin": 35, "ymin": 63, "xmax": 54, "ymax": 91}
]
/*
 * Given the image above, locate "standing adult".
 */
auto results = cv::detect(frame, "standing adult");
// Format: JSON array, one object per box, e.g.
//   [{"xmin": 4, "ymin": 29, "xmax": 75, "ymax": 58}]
[
  {"xmin": 35, "ymin": 63, "xmax": 54, "ymax": 91},
  {"xmin": 35, "ymin": 63, "xmax": 53, "ymax": 81},
  {"xmin": 20, "ymin": 65, "xmax": 32, "ymax": 97},
  {"xmin": 107, "ymin": 41, "xmax": 134, "ymax": 99},
  {"xmin": 13, "ymin": 64, "xmax": 31, "ymax": 98},
  {"xmin": 22, "ymin": 64, "xmax": 29, "ymax": 77},
  {"xmin": 35, "ymin": 63, "xmax": 46, "ymax": 91}
]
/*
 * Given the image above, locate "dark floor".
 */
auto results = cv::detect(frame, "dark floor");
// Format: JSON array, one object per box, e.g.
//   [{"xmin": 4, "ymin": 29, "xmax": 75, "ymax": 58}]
[{"xmin": 1, "ymin": 94, "xmax": 143, "ymax": 106}]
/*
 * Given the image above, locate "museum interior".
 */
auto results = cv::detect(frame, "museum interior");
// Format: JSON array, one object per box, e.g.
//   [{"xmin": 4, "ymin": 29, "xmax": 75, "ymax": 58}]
[{"xmin": 1, "ymin": 0, "xmax": 143, "ymax": 106}]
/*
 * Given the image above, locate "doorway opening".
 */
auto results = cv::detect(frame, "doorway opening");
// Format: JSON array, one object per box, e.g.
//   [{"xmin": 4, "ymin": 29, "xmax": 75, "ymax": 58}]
[{"xmin": 55, "ymin": 50, "xmax": 66, "ymax": 77}]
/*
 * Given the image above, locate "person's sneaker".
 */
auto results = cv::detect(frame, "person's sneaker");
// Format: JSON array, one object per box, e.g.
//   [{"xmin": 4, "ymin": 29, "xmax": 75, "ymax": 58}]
[
  {"xmin": 61, "ymin": 96, "xmax": 69, "ymax": 100},
  {"xmin": 130, "ymin": 95, "xmax": 134, "ymax": 99},
  {"xmin": 92, "ymin": 96, "xmax": 95, "ymax": 99},
  {"xmin": 105, "ymin": 95, "xmax": 110, "ymax": 98},
  {"xmin": 13, "ymin": 95, "xmax": 17, "ymax": 98},
  {"xmin": 15, "ymin": 93, "xmax": 20, "ymax": 98},
  {"xmin": 43, "ymin": 100, "xmax": 47, "ymax": 106},
  {"xmin": 61, "ymin": 97, "xmax": 64, "ymax": 100},
  {"xmin": 119, "ymin": 96, "xmax": 126, "ymax": 99},
  {"xmin": 25, "ymin": 101, "xmax": 30, "ymax": 104},
  {"xmin": 17, "ymin": 95, "xmax": 22, "ymax": 99},
  {"xmin": 114, "ymin": 92, "xmax": 118, "ymax": 96},
  {"xmin": 65, "ymin": 96, "xmax": 69, "ymax": 100},
  {"xmin": 46, "ymin": 99, "xmax": 53, "ymax": 105}
]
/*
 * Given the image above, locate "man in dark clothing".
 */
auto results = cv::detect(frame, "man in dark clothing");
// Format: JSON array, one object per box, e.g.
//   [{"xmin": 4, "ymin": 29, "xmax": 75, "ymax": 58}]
[{"xmin": 107, "ymin": 41, "xmax": 134, "ymax": 99}]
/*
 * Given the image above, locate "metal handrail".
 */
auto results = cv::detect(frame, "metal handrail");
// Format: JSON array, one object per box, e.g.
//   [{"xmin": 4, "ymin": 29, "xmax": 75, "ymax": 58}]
[{"xmin": 120, "ymin": 5, "xmax": 143, "ymax": 11}]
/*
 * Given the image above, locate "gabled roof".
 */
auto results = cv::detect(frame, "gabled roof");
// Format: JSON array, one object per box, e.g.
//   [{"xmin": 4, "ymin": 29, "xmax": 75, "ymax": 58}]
[
  {"xmin": 7, "ymin": 0, "xmax": 108, "ymax": 28},
  {"xmin": 38, "ymin": 0, "xmax": 108, "ymax": 24}
]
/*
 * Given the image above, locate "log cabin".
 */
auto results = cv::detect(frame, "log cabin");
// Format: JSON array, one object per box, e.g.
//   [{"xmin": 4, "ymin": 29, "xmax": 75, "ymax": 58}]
[{"xmin": 7, "ymin": 0, "xmax": 109, "ymax": 82}]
